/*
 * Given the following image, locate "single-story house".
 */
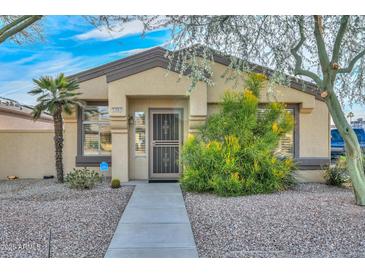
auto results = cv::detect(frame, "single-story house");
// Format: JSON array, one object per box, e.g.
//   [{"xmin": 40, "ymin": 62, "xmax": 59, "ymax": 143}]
[
  {"xmin": 60, "ymin": 47, "xmax": 330, "ymax": 183},
  {"xmin": 0, "ymin": 47, "xmax": 330, "ymax": 180}
]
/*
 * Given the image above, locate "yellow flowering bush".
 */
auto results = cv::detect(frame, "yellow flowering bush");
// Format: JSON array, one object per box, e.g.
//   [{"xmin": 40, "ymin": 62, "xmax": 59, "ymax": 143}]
[
  {"xmin": 181, "ymin": 73, "xmax": 296, "ymax": 196},
  {"xmin": 243, "ymin": 72, "xmax": 267, "ymax": 96},
  {"xmin": 272, "ymin": 122, "xmax": 279, "ymax": 133}
]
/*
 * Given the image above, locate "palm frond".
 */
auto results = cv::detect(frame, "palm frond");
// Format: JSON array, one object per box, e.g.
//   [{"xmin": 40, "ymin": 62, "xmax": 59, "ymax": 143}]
[
  {"xmin": 35, "ymin": 93, "xmax": 51, "ymax": 102},
  {"xmin": 62, "ymin": 103, "xmax": 73, "ymax": 115},
  {"xmin": 72, "ymin": 100, "xmax": 86, "ymax": 108},
  {"xmin": 28, "ymin": 87, "xmax": 45, "ymax": 95},
  {"xmin": 64, "ymin": 79, "xmax": 79, "ymax": 91},
  {"xmin": 31, "ymin": 104, "xmax": 46, "ymax": 120},
  {"xmin": 30, "ymin": 73, "xmax": 81, "ymax": 117},
  {"xmin": 34, "ymin": 76, "xmax": 54, "ymax": 90}
]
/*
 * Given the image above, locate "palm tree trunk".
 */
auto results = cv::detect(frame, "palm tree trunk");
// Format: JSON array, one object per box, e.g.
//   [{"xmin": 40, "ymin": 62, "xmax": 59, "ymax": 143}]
[{"xmin": 53, "ymin": 105, "xmax": 64, "ymax": 183}]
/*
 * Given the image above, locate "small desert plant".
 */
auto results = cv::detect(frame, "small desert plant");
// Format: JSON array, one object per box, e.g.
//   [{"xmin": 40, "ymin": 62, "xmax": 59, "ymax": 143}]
[
  {"xmin": 65, "ymin": 168, "xmax": 101, "ymax": 189},
  {"xmin": 111, "ymin": 178, "xmax": 121, "ymax": 189},
  {"xmin": 324, "ymin": 156, "xmax": 350, "ymax": 186}
]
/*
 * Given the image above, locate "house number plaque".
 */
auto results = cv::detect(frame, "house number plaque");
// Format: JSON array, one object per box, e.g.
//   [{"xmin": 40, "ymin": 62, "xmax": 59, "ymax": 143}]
[{"xmin": 111, "ymin": 106, "xmax": 123, "ymax": 113}]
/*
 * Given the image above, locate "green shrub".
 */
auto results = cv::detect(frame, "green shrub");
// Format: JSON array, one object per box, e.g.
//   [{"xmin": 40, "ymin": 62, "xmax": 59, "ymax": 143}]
[
  {"xmin": 111, "ymin": 178, "xmax": 121, "ymax": 188},
  {"xmin": 65, "ymin": 168, "xmax": 101, "ymax": 189},
  {"xmin": 181, "ymin": 73, "xmax": 296, "ymax": 196},
  {"xmin": 324, "ymin": 156, "xmax": 350, "ymax": 186}
]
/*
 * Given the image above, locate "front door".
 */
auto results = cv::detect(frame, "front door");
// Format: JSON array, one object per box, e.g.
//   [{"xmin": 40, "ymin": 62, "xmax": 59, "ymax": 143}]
[{"xmin": 149, "ymin": 109, "xmax": 182, "ymax": 180}]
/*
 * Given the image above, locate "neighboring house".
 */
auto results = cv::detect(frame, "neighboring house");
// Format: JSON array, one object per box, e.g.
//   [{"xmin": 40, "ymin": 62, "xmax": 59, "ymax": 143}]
[{"xmin": 0, "ymin": 97, "xmax": 53, "ymax": 130}]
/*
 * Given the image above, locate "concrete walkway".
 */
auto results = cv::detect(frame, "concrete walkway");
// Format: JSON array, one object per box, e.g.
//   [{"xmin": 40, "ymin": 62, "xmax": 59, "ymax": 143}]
[{"xmin": 104, "ymin": 183, "xmax": 198, "ymax": 258}]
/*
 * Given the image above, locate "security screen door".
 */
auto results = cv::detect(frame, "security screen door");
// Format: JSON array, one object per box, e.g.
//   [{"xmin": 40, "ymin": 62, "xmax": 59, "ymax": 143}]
[{"xmin": 149, "ymin": 109, "xmax": 182, "ymax": 179}]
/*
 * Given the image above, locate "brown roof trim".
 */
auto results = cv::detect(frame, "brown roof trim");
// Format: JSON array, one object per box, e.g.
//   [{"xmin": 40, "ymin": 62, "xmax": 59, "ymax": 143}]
[
  {"xmin": 70, "ymin": 47, "xmax": 178, "ymax": 83},
  {"xmin": 69, "ymin": 46, "xmax": 323, "ymax": 101},
  {"xmin": 210, "ymin": 52, "xmax": 323, "ymax": 101}
]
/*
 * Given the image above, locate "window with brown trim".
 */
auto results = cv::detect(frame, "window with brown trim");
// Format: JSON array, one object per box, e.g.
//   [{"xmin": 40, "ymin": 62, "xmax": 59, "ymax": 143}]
[
  {"xmin": 276, "ymin": 108, "xmax": 295, "ymax": 157},
  {"xmin": 134, "ymin": 112, "xmax": 146, "ymax": 156},
  {"xmin": 258, "ymin": 105, "xmax": 298, "ymax": 158},
  {"xmin": 82, "ymin": 105, "xmax": 111, "ymax": 156}
]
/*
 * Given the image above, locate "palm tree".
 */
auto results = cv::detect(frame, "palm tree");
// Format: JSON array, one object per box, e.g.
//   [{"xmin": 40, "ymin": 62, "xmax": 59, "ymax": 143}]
[
  {"xmin": 29, "ymin": 73, "xmax": 83, "ymax": 183},
  {"xmin": 347, "ymin": 112, "xmax": 355, "ymax": 123}
]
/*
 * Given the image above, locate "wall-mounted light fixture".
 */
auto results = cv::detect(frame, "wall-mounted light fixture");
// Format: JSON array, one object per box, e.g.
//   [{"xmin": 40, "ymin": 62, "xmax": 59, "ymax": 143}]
[{"xmin": 128, "ymin": 115, "xmax": 134, "ymax": 125}]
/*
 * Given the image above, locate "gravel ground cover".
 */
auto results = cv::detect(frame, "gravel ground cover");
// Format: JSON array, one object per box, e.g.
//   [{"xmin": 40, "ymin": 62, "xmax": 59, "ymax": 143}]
[
  {"xmin": 0, "ymin": 179, "xmax": 134, "ymax": 258},
  {"xmin": 184, "ymin": 183, "xmax": 365, "ymax": 258}
]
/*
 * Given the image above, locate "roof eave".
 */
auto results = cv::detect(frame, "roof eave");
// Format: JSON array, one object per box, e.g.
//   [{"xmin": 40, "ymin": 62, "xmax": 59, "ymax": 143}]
[{"xmin": 69, "ymin": 46, "xmax": 323, "ymax": 101}]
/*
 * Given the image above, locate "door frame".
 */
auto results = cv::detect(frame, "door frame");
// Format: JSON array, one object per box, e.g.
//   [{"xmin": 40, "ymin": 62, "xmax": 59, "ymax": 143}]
[{"xmin": 148, "ymin": 108, "xmax": 184, "ymax": 180}]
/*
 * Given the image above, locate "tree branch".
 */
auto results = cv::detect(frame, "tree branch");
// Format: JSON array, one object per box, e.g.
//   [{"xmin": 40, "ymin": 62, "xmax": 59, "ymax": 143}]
[
  {"xmin": 338, "ymin": 49, "xmax": 365, "ymax": 73},
  {"xmin": 0, "ymin": 16, "xmax": 32, "ymax": 35},
  {"xmin": 290, "ymin": 16, "xmax": 322, "ymax": 86},
  {"xmin": 331, "ymin": 15, "xmax": 349, "ymax": 64},
  {"xmin": 313, "ymin": 15, "xmax": 330, "ymax": 69},
  {"xmin": 0, "ymin": 15, "xmax": 42, "ymax": 44}
]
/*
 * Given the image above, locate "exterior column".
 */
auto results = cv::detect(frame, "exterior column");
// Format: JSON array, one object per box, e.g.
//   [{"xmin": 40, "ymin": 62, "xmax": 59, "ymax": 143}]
[
  {"xmin": 188, "ymin": 85, "xmax": 208, "ymax": 134},
  {"xmin": 110, "ymin": 115, "xmax": 129, "ymax": 182},
  {"xmin": 109, "ymin": 85, "xmax": 129, "ymax": 182}
]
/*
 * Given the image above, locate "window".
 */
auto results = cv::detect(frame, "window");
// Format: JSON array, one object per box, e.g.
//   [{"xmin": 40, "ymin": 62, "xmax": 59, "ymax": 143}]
[
  {"xmin": 82, "ymin": 105, "xmax": 111, "ymax": 156},
  {"xmin": 277, "ymin": 109, "xmax": 295, "ymax": 157},
  {"xmin": 134, "ymin": 112, "xmax": 146, "ymax": 155},
  {"xmin": 258, "ymin": 106, "xmax": 296, "ymax": 158}
]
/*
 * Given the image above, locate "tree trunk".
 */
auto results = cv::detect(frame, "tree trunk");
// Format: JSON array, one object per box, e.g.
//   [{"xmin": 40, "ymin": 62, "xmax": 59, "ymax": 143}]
[
  {"xmin": 53, "ymin": 105, "xmax": 64, "ymax": 183},
  {"xmin": 326, "ymin": 89, "xmax": 365, "ymax": 205}
]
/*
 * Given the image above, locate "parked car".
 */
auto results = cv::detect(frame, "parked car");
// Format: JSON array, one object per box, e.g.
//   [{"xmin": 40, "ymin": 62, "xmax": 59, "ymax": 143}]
[{"xmin": 331, "ymin": 128, "xmax": 365, "ymax": 159}]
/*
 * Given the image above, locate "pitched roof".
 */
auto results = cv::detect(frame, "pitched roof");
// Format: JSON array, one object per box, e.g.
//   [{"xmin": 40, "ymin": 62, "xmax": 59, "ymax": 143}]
[{"xmin": 70, "ymin": 46, "xmax": 323, "ymax": 100}]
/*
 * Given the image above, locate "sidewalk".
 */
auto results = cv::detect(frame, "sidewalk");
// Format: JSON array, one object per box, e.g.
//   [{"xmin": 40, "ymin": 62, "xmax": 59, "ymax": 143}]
[{"xmin": 104, "ymin": 183, "xmax": 198, "ymax": 258}]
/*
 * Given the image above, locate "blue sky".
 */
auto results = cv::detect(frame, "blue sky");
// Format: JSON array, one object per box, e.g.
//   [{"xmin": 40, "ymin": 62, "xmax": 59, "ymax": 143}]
[
  {"xmin": 0, "ymin": 16, "xmax": 171, "ymax": 105},
  {"xmin": 0, "ymin": 15, "xmax": 363, "ymax": 120}
]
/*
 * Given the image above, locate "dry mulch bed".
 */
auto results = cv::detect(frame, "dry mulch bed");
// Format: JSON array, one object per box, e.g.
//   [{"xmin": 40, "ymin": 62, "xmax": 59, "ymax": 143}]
[
  {"xmin": 184, "ymin": 182, "xmax": 365, "ymax": 258},
  {"xmin": 0, "ymin": 179, "xmax": 134, "ymax": 258}
]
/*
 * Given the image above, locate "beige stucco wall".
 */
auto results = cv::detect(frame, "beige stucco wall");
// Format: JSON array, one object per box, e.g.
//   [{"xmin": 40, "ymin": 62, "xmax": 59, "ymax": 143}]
[
  {"xmin": 77, "ymin": 75, "xmax": 108, "ymax": 100},
  {"xmin": 208, "ymin": 63, "xmax": 316, "ymax": 109},
  {"xmin": 299, "ymin": 100, "xmax": 330, "ymax": 158},
  {"xmin": 108, "ymin": 67, "xmax": 205, "ymax": 97},
  {"xmin": 0, "ymin": 130, "xmax": 55, "ymax": 179}
]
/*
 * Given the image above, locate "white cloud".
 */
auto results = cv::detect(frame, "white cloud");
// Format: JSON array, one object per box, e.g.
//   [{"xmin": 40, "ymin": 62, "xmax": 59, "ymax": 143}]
[
  {"xmin": 0, "ymin": 40, "xmax": 172, "ymax": 106},
  {"xmin": 95, "ymin": 41, "xmax": 170, "ymax": 60},
  {"xmin": 107, "ymin": 45, "xmax": 164, "ymax": 58},
  {"xmin": 75, "ymin": 20, "xmax": 145, "ymax": 41},
  {"xmin": 0, "ymin": 52, "xmax": 111, "ymax": 105}
]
